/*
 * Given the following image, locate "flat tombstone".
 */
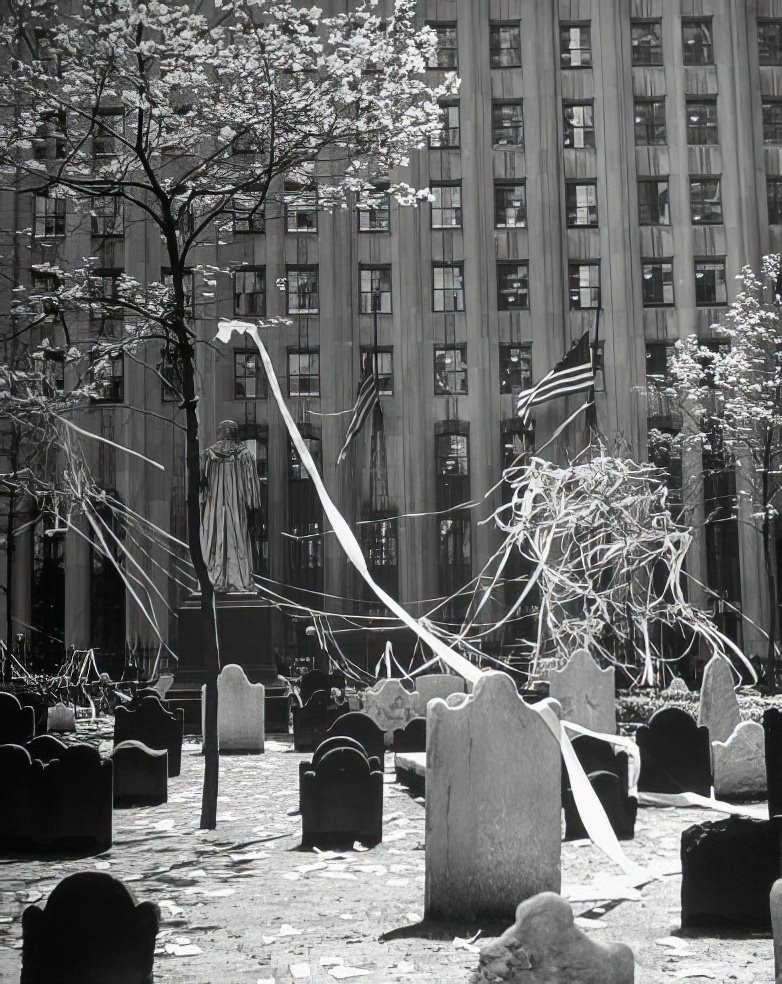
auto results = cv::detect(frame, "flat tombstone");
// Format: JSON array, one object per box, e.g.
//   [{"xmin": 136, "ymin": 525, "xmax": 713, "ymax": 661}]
[
  {"xmin": 0, "ymin": 692, "xmax": 35, "ymax": 745},
  {"xmin": 712, "ymin": 721, "xmax": 766, "ymax": 800},
  {"xmin": 698, "ymin": 655, "xmax": 741, "ymax": 744},
  {"xmin": 113, "ymin": 740, "xmax": 168, "ymax": 807},
  {"xmin": 426, "ymin": 671, "xmax": 562, "ymax": 921},
  {"xmin": 207, "ymin": 663, "xmax": 265, "ymax": 753},
  {"xmin": 47, "ymin": 703, "xmax": 76, "ymax": 733},
  {"xmin": 681, "ymin": 816, "xmax": 779, "ymax": 930},
  {"xmin": 412, "ymin": 674, "xmax": 466, "ymax": 715},
  {"xmin": 468, "ymin": 892, "xmax": 634, "ymax": 984},
  {"xmin": 363, "ymin": 679, "xmax": 417, "ymax": 734},
  {"xmin": 637, "ymin": 707, "xmax": 711, "ymax": 796},
  {"xmin": 549, "ymin": 649, "xmax": 616, "ymax": 735},
  {"xmin": 21, "ymin": 872, "xmax": 159, "ymax": 984}
]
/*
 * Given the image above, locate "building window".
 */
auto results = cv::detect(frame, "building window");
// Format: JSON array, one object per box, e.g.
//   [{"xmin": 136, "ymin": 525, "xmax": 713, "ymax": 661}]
[
  {"xmin": 427, "ymin": 23, "xmax": 458, "ymax": 69},
  {"xmin": 759, "ymin": 20, "xmax": 782, "ymax": 65},
  {"xmin": 646, "ymin": 342, "xmax": 682, "ymax": 430},
  {"xmin": 690, "ymin": 177, "xmax": 723, "ymax": 224},
  {"xmin": 492, "ymin": 101, "xmax": 524, "ymax": 146},
  {"xmin": 500, "ymin": 344, "xmax": 532, "ymax": 394},
  {"xmin": 563, "ymin": 102, "xmax": 595, "ymax": 148},
  {"xmin": 490, "ymin": 23, "xmax": 521, "ymax": 68},
  {"xmin": 434, "ymin": 347, "xmax": 468, "ymax": 395},
  {"xmin": 431, "ymin": 183, "xmax": 462, "ymax": 229},
  {"xmin": 497, "ymin": 262, "xmax": 529, "ymax": 310},
  {"xmin": 233, "ymin": 350, "xmax": 266, "ymax": 399},
  {"xmin": 360, "ymin": 348, "xmax": 393, "ymax": 395},
  {"xmin": 287, "ymin": 266, "xmax": 319, "ymax": 314},
  {"xmin": 287, "ymin": 434, "xmax": 323, "ymax": 590},
  {"xmin": 33, "ymin": 110, "xmax": 66, "ymax": 160},
  {"xmin": 569, "ymin": 262, "xmax": 600, "ymax": 309},
  {"xmin": 289, "ymin": 435, "xmax": 321, "ymax": 480},
  {"xmin": 631, "ymin": 20, "xmax": 663, "ymax": 65},
  {"xmin": 638, "ymin": 178, "xmax": 670, "ymax": 225},
  {"xmin": 357, "ymin": 191, "xmax": 390, "ymax": 231},
  {"xmin": 159, "ymin": 347, "xmax": 181, "ymax": 402},
  {"xmin": 686, "ymin": 99, "xmax": 719, "ymax": 145},
  {"xmin": 359, "ymin": 266, "xmax": 392, "ymax": 313},
  {"xmin": 90, "ymin": 197, "xmax": 123, "ymax": 237},
  {"xmin": 233, "ymin": 266, "xmax": 265, "ymax": 317},
  {"xmin": 695, "ymin": 260, "xmax": 727, "ymax": 306},
  {"xmin": 634, "ymin": 98, "xmax": 666, "ymax": 145},
  {"xmin": 642, "ymin": 260, "xmax": 675, "ymax": 306},
  {"xmin": 433, "ymin": 264, "xmax": 465, "ymax": 312},
  {"xmin": 560, "ymin": 23, "xmax": 592, "ymax": 68},
  {"xmin": 768, "ymin": 177, "xmax": 782, "ymax": 224},
  {"xmin": 288, "ymin": 350, "xmax": 320, "ymax": 397},
  {"xmin": 438, "ymin": 517, "xmax": 471, "ymax": 580},
  {"xmin": 33, "ymin": 193, "xmax": 65, "ymax": 238},
  {"xmin": 30, "ymin": 269, "xmax": 60, "ymax": 321},
  {"xmin": 763, "ymin": 101, "xmax": 782, "ymax": 143},
  {"xmin": 565, "ymin": 182, "xmax": 598, "ymax": 227},
  {"xmin": 362, "ymin": 519, "xmax": 398, "ymax": 570},
  {"xmin": 161, "ymin": 267, "xmax": 194, "ymax": 317},
  {"xmin": 39, "ymin": 351, "xmax": 65, "ymax": 393},
  {"xmin": 682, "ymin": 18, "xmax": 713, "ymax": 65},
  {"xmin": 232, "ymin": 200, "xmax": 265, "ymax": 234},
  {"xmin": 92, "ymin": 108, "xmax": 124, "ymax": 158},
  {"xmin": 90, "ymin": 351, "xmax": 124, "ymax": 402},
  {"xmin": 494, "ymin": 182, "xmax": 527, "ymax": 229},
  {"xmin": 436, "ymin": 431, "xmax": 471, "ymax": 601},
  {"xmin": 91, "ymin": 268, "xmax": 124, "ymax": 326},
  {"xmin": 284, "ymin": 184, "xmax": 318, "ymax": 233},
  {"xmin": 437, "ymin": 432, "xmax": 470, "ymax": 478},
  {"xmin": 430, "ymin": 103, "xmax": 460, "ymax": 148}
]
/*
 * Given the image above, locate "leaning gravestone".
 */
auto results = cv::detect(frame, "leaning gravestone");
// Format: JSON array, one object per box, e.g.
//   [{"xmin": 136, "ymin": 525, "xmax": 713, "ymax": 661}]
[
  {"xmin": 412, "ymin": 674, "xmax": 465, "ymax": 715},
  {"xmin": 113, "ymin": 740, "xmax": 168, "ymax": 807},
  {"xmin": 468, "ymin": 891, "xmax": 634, "ymax": 984},
  {"xmin": 21, "ymin": 872, "xmax": 159, "ymax": 984},
  {"xmin": 205, "ymin": 663, "xmax": 265, "ymax": 753},
  {"xmin": 681, "ymin": 816, "xmax": 779, "ymax": 930},
  {"xmin": 712, "ymin": 720, "xmax": 766, "ymax": 799},
  {"xmin": 47, "ymin": 703, "xmax": 76, "ymax": 733},
  {"xmin": 636, "ymin": 707, "xmax": 711, "ymax": 796},
  {"xmin": 0, "ymin": 691, "xmax": 35, "ymax": 745},
  {"xmin": 362, "ymin": 679, "xmax": 418, "ymax": 734},
  {"xmin": 548, "ymin": 649, "xmax": 616, "ymax": 734},
  {"xmin": 426, "ymin": 671, "xmax": 562, "ymax": 920},
  {"xmin": 698, "ymin": 654, "xmax": 741, "ymax": 744},
  {"xmin": 114, "ymin": 695, "xmax": 184, "ymax": 777}
]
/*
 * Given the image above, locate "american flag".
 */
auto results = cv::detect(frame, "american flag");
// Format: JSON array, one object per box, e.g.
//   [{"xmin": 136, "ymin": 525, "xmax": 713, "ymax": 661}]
[
  {"xmin": 337, "ymin": 358, "xmax": 381, "ymax": 464},
  {"xmin": 516, "ymin": 331, "xmax": 594, "ymax": 426}
]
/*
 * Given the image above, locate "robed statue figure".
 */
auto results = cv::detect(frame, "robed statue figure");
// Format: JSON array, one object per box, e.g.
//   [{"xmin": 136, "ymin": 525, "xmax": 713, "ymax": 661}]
[{"xmin": 200, "ymin": 419, "xmax": 263, "ymax": 593}]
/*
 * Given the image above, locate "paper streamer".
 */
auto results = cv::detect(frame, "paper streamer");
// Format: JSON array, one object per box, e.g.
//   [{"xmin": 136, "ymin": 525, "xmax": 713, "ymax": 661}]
[
  {"xmin": 638, "ymin": 791, "xmax": 767, "ymax": 819},
  {"xmin": 561, "ymin": 720, "xmax": 642, "ymax": 792}
]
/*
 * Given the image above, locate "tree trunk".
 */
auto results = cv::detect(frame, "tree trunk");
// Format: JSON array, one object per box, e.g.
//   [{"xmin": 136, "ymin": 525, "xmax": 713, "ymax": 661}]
[{"xmin": 763, "ymin": 511, "xmax": 778, "ymax": 693}]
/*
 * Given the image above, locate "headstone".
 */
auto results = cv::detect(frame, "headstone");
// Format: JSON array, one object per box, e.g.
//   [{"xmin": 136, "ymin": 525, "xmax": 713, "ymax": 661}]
[
  {"xmin": 712, "ymin": 720, "xmax": 766, "ymax": 799},
  {"xmin": 636, "ymin": 707, "xmax": 711, "ymax": 796},
  {"xmin": 426, "ymin": 672, "xmax": 562, "ymax": 920},
  {"xmin": 771, "ymin": 879, "xmax": 782, "ymax": 981},
  {"xmin": 393, "ymin": 717, "xmax": 427, "ymax": 753},
  {"xmin": 665, "ymin": 676, "xmax": 690, "ymax": 695},
  {"xmin": 564, "ymin": 770, "xmax": 637, "ymax": 841},
  {"xmin": 681, "ymin": 816, "xmax": 780, "ymax": 930},
  {"xmin": 203, "ymin": 663, "xmax": 265, "ymax": 753},
  {"xmin": 698, "ymin": 654, "xmax": 741, "ymax": 744},
  {"xmin": 362, "ymin": 678, "xmax": 417, "ymax": 733},
  {"xmin": 114, "ymin": 695, "xmax": 184, "ymax": 777},
  {"xmin": 21, "ymin": 872, "xmax": 159, "ymax": 984},
  {"xmin": 151, "ymin": 673, "xmax": 174, "ymax": 699},
  {"xmin": 113, "ymin": 740, "xmax": 168, "ymax": 807},
  {"xmin": 27, "ymin": 735, "xmax": 69, "ymax": 764},
  {"xmin": 412, "ymin": 674, "xmax": 465, "ymax": 715},
  {"xmin": 446, "ymin": 691, "xmax": 470, "ymax": 708},
  {"xmin": 298, "ymin": 736, "xmax": 381, "ymax": 810},
  {"xmin": 47, "ymin": 703, "xmax": 76, "ymax": 733},
  {"xmin": 16, "ymin": 691, "xmax": 48, "ymax": 736},
  {"xmin": 468, "ymin": 892, "xmax": 634, "ymax": 984},
  {"xmin": 548, "ymin": 649, "xmax": 616, "ymax": 734},
  {"xmin": 765, "ymin": 709, "xmax": 782, "ymax": 818},
  {"xmin": 300, "ymin": 746, "xmax": 383, "ymax": 848},
  {"xmin": 324, "ymin": 712, "xmax": 385, "ymax": 762},
  {"xmin": 394, "ymin": 751, "xmax": 426, "ymax": 797},
  {"xmin": 0, "ymin": 691, "xmax": 35, "ymax": 745}
]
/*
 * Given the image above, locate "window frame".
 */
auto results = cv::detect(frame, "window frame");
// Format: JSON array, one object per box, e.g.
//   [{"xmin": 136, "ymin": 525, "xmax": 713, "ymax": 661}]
[
  {"xmin": 763, "ymin": 100, "xmax": 782, "ymax": 144},
  {"xmin": 284, "ymin": 184, "xmax": 318, "ymax": 234},
  {"xmin": 686, "ymin": 98, "xmax": 719, "ymax": 146},
  {"xmin": 560, "ymin": 22, "xmax": 592, "ymax": 68},
  {"xmin": 489, "ymin": 22, "xmax": 522, "ymax": 68},
  {"xmin": 568, "ymin": 261, "xmax": 601, "ymax": 310},
  {"xmin": 768, "ymin": 176, "xmax": 782, "ymax": 224},
  {"xmin": 565, "ymin": 181, "xmax": 598, "ymax": 227},
  {"xmin": 89, "ymin": 350, "xmax": 125, "ymax": 403},
  {"xmin": 689, "ymin": 176, "xmax": 723, "ymax": 225},
  {"xmin": 359, "ymin": 265, "xmax": 393, "ymax": 314},
  {"xmin": 432, "ymin": 263, "xmax": 465, "ymax": 313},
  {"xmin": 631, "ymin": 19, "xmax": 663, "ymax": 66},
  {"xmin": 497, "ymin": 261, "xmax": 530, "ymax": 311},
  {"xmin": 233, "ymin": 349, "xmax": 266, "ymax": 400},
  {"xmin": 499, "ymin": 343, "xmax": 532, "ymax": 395},
  {"xmin": 232, "ymin": 265, "xmax": 266, "ymax": 318},
  {"xmin": 429, "ymin": 102, "xmax": 460, "ymax": 149},
  {"xmin": 638, "ymin": 178, "xmax": 671, "ymax": 226},
  {"xmin": 682, "ymin": 17, "xmax": 714, "ymax": 66},
  {"xmin": 359, "ymin": 347, "xmax": 394, "ymax": 396},
  {"xmin": 634, "ymin": 97, "xmax": 667, "ymax": 146},
  {"xmin": 33, "ymin": 193, "xmax": 66, "ymax": 238},
  {"xmin": 427, "ymin": 22, "xmax": 459, "ymax": 70},
  {"xmin": 434, "ymin": 346, "xmax": 468, "ymax": 396},
  {"xmin": 494, "ymin": 181, "xmax": 527, "ymax": 229},
  {"xmin": 758, "ymin": 19, "xmax": 782, "ymax": 66},
  {"xmin": 287, "ymin": 348, "xmax": 321, "ymax": 398},
  {"xmin": 491, "ymin": 100, "xmax": 524, "ymax": 147},
  {"xmin": 357, "ymin": 191, "xmax": 391, "ymax": 232},
  {"xmin": 641, "ymin": 259, "xmax": 675, "ymax": 307},
  {"xmin": 430, "ymin": 182, "xmax": 463, "ymax": 229},
  {"xmin": 92, "ymin": 107, "xmax": 126, "ymax": 159},
  {"xmin": 694, "ymin": 258, "xmax": 728, "ymax": 307},
  {"xmin": 563, "ymin": 101, "xmax": 595, "ymax": 149},
  {"xmin": 286, "ymin": 266, "xmax": 320, "ymax": 315}
]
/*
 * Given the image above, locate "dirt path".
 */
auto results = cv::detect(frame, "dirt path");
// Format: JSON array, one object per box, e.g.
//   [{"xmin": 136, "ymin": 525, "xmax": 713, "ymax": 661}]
[{"xmin": 0, "ymin": 730, "xmax": 775, "ymax": 983}]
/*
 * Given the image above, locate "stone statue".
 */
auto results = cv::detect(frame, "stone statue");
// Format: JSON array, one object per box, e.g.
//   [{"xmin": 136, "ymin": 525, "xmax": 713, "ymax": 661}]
[{"xmin": 200, "ymin": 419, "xmax": 263, "ymax": 593}]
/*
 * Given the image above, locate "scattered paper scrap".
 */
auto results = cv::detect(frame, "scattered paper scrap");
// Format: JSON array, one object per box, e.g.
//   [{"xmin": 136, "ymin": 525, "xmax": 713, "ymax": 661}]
[
  {"xmin": 278, "ymin": 924, "xmax": 301, "ymax": 937},
  {"xmin": 290, "ymin": 963, "xmax": 311, "ymax": 979},
  {"xmin": 328, "ymin": 967, "xmax": 371, "ymax": 979},
  {"xmin": 320, "ymin": 957, "xmax": 344, "ymax": 967},
  {"xmin": 674, "ymin": 970, "xmax": 717, "ymax": 980}
]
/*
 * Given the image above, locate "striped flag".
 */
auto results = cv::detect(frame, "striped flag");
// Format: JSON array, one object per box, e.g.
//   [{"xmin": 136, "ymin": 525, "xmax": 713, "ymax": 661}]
[
  {"xmin": 337, "ymin": 359, "xmax": 381, "ymax": 464},
  {"xmin": 516, "ymin": 331, "xmax": 594, "ymax": 426}
]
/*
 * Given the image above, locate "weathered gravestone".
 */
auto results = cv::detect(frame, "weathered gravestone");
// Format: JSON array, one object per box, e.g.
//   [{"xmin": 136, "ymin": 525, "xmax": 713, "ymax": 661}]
[
  {"xmin": 412, "ymin": 674, "xmax": 465, "ymax": 716},
  {"xmin": 47, "ymin": 703, "xmax": 76, "ymax": 733},
  {"xmin": 712, "ymin": 720, "xmax": 766, "ymax": 799},
  {"xmin": 426, "ymin": 671, "xmax": 562, "ymax": 920},
  {"xmin": 665, "ymin": 676, "xmax": 690, "ymax": 695},
  {"xmin": 771, "ymin": 879, "xmax": 782, "ymax": 982},
  {"xmin": 27, "ymin": 735, "xmax": 68, "ymax": 764},
  {"xmin": 681, "ymin": 816, "xmax": 780, "ymax": 930},
  {"xmin": 698, "ymin": 654, "xmax": 741, "ymax": 744},
  {"xmin": 563, "ymin": 736, "xmax": 636, "ymax": 841},
  {"xmin": 636, "ymin": 707, "xmax": 711, "ymax": 796},
  {"xmin": 151, "ymin": 672, "xmax": 174, "ymax": 699},
  {"xmin": 0, "ymin": 691, "xmax": 35, "ymax": 745},
  {"xmin": 16, "ymin": 691, "xmax": 48, "ymax": 736},
  {"xmin": 298, "ymin": 736, "xmax": 382, "ymax": 811},
  {"xmin": 202, "ymin": 663, "xmax": 265, "ymax": 753},
  {"xmin": 113, "ymin": 741, "xmax": 168, "ymax": 807},
  {"xmin": 300, "ymin": 745, "xmax": 384, "ymax": 847},
  {"xmin": 362, "ymin": 679, "xmax": 417, "ymax": 735},
  {"xmin": 0, "ymin": 744, "xmax": 112, "ymax": 854},
  {"xmin": 468, "ymin": 892, "xmax": 635, "ymax": 984},
  {"xmin": 548, "ymin": 649, "xmax": 616, "ymax": 734},
  {"xmin": 21, "ymin": 872, "xmax": 159, "ymax": 984},
  {"xmin": 393, "ymin": 717, "xmax": 427, "ymax": 753},
  {"xmin": 765, "ymin": 708, "xmax": 782, "ymax": 819},
  {"xmin": 114, "ymin": 695, "xmax": 184, "ymax": 777},
  {"xmin": 325, "ymin": 711, "xmax": 385, "ymax": 762},
  {"xmin": 393, "ymin": 719, "xmax": 427, "ymax": 796}
]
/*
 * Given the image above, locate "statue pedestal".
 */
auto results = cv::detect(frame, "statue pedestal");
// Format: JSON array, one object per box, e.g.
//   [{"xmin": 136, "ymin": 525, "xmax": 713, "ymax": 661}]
[{"xmin": 169, "ymin": 594, "xmax": 289, "ymax": 735}]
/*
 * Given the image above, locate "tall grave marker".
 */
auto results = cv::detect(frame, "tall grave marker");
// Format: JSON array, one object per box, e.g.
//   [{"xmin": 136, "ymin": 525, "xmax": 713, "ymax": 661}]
[
  {"xmin": 549, "ymin": 649, "xmax": 616, "ymax": 734},
  {"xmin": 698, "ymin": 654, "xmax": 741, "ymax": 744}
]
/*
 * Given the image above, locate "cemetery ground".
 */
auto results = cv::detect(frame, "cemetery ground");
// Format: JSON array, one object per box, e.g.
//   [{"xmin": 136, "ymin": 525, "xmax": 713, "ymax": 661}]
[{"xmin": 0, "ymin": 725, "xmax": 775, "ymax": 984}]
